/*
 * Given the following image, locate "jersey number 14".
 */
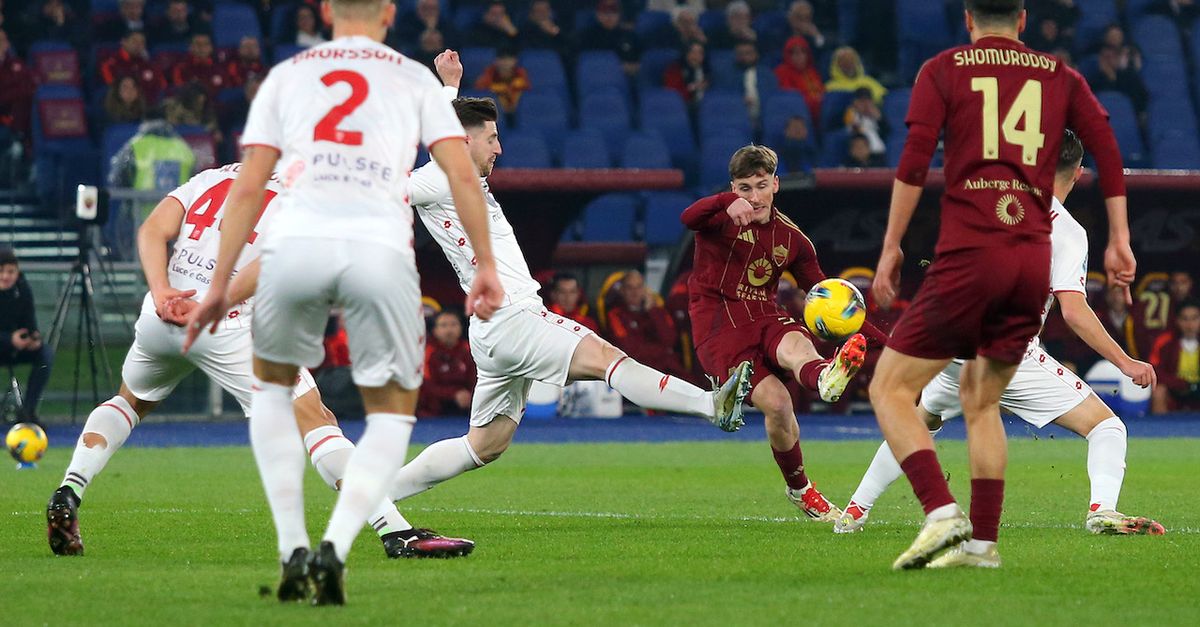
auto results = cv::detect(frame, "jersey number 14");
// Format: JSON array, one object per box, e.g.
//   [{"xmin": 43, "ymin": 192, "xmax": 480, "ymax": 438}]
[{"xmin": 970, "ymin": 77, "xmax": 1046, "ymax": 166}]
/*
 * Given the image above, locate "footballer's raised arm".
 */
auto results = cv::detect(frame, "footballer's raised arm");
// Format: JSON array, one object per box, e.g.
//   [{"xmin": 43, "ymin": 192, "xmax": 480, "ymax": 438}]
[{"xmin": 681, "ymin": 192, "xmax": 739, "ymax": 231}]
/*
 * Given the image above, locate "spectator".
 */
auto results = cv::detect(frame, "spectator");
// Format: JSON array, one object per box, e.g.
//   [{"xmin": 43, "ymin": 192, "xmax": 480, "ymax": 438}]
[
  {"xmin": 150, "ymin": 0, "xmax": 197, "ymax": 48},
  {"xmin": 22, "ymin": 0, "xmax": 87, "ymax": 51},
  {"xmin": 108, "ymin": 118, "xmax": 196, "ymax": 193},
  {"xmin": 709, "ymin": 1, "xmax": 756, "ymax": 49},
  {"xmin": 1149, "ymin": 299, "xmax": 1200, "ymax": 413},
  {"xmin": 171, "ymin": 32, "xmax": 228, "ymax": 95},
  {"xmin": 412, "ymin": 28, "xmax": 445, "ymax": 72},
  {"xmin": 1024, "ymin": 14, "xmax": 1069, "ymax": 53},
  {"xmin": 663, "ymin": 41, "xmax": 709, "ymax": 105},
  {"xmin": 824, "ymin": 46, "xmax": 886, "ymax": 103},
  {"xmin": 417, "ymin": 310, "xmax": 476, "ymax": 417},
  {"xmin": 546, "ymin": 273, "xmax": 600, "ymax": 332},
  {"xmin": 577, "ymin": 0, "xmax": 641, "ymax": 76},
  {"xmin": 164, "ymin": 81, "xmax": 220, "ymax": 142},
  {"xmin": 786, "ymin": 1, "xmax": 827, "ymax": 57},
  {"xmin": 1087, "ymin": 44, "xmax": 1148, "ymax": 117},
  {"xmin": 732, "ymin": 40, "xmax": 770, "ymax": 121},
  {"xmin": 98, "ymin": 0, "xmax": 146, "ymax": 42},
  {"xmin": 1169, "ymin": 271, "xmax": 1196, "ymax": 320},
  {"xmin": 0, "ymin": 248, "xmax": 53, "ymax": 424},
  {"xmin": 1100, "ymin": 285, "xmax": 1157, "ymax": 360},
  {"xmin": 606, "ymin": 270, "xmax": 687, "ymax": 379},
  {"xmin": 224, "ymin": 36, "xmax": 265, "ymax": 88},
  {"xmin": 1098, "ymin": 24, "xmax": 1141, "ymax": 72},
  {"xmin": 647, "ymin": 0, "xmax": 705, "ymax": 14},
  {"xmin": 294, "ymin": 4, "xmax": 327, "ymax": 48},
  {"xmin": 219, "ymin": 72, "xmax": 260, "ymax": 136},
  {"xmin": 774, "ymin": 36, "xmax": 824, "ymax": 123},
  {"xmin": 100, "ymin": 28, "xmax": 167, "ymax": 105},
  {"xmin": 521, "ymin": 0, "xmax": 566, "ymax": 52},
  {"xmin": 475, "ymin": 47, "xmax": 530, "ymax": 114},
  {"xmin": 670, "ymin": 7, "xmax": 708, "ymax": 48},
  {"xmin": 843, "ymin": 87, "xmax": 886, "ymax": 156},
  {"xmin": 392, "ymin": 0, "xmax": 457, "ymax": 50},
  {"xmin": 0, "ymin": 28, "xmax": 35, "ymax": 144},
  {"xmin": 473, "ymin": 0, "xmax": 520, "ymax": 50},
  {"xmin": 842, "ymin": 132, "xmax": 883, "ymax": 167},
  {"xmin": 104, "ymin": 75, "xmax": 147, "ymax": 124},
  {"xmin": 779, "ymin": 115, "xmax": 816, "ymax": 173}
]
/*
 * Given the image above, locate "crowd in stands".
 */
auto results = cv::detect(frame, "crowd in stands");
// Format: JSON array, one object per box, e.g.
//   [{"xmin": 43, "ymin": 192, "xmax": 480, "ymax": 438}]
[{"xmin": 6, "ymin": 0, "xmax": 1200, "ymax": 201}]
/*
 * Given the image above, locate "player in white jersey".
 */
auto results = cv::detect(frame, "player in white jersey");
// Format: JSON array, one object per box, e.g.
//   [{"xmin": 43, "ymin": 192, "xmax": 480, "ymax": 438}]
[
  {"xmin": 44, "ymin": 164, "xmax": 470, "ymax": 561},
  {"xmin": 184, "ymin": 0, "xmax": 504, "ymax": 606},
  {"xmin": 835, "ymin": 131, "xmax": 1164, "ymax": 566},
  {"xmin": 383, "ymin": 53, "xmax": 752, "ymax": 533}
]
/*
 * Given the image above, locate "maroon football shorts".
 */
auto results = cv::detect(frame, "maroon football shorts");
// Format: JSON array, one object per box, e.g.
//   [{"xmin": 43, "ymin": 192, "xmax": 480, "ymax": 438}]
[
  {"xmin": 887, "ymin": 242, "xmax": 1051, "ymax": 364},
  {"xmin": 695, "ymin": 314, "xmax": 812, "ymax": 390}
]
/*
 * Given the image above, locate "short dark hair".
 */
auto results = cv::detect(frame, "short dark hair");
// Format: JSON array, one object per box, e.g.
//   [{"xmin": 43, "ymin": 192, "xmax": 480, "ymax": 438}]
[
  {"xmin": 0, "ymin": 248, "xmax": 17, "ymax": 267},
  {"xmin": 551, "ymin": 272, "xmax": 580, "ymax": 290},
  {"xmin": 451, "ymin": 97, "xmax": 499, "ymax": 130},
  {"xmin": 728, "ymin": 144, "xmax": 777, "ymax": 179},
  {"xmin": 1058, "ymin": 129, "xmax": 1083, "ymax": 175},
  {"xmin": 1178, "ymin": 298, "xmax": 1200, "ymax": 315},
  {"xmin": 965, "ymin": 0, "xmax": 1023, "ymax": 25}
]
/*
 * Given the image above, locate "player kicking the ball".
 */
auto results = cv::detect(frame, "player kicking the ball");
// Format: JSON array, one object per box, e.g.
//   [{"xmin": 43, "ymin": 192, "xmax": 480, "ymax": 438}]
[
  {"xmin": 683, "ymin": 145, "xmax": 889, "ymax": 521},
  {"xmin": 382, "ymin": 53, "xmax": 752, "ymax": 521},
  {"xmin": 46, "ymin": 164, "xmax": 471, "ymax": 561},
  {"xmin": 837, "ymin": 131, "xmax": 1163, "ymax": 551},
  {"xmin": 185, "ymin": 0, "xmax": 504, "ymax": 606},
  {"xmin": 868, "ymin": 0, "xmax": 1136, "ymax": 570}
]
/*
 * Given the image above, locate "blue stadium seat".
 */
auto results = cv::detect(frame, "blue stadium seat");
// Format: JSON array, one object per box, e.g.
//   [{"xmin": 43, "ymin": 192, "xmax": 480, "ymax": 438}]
[
  {"xmin": 212, "ymin": 3, "xmax": 261, "ymax": 49},
  {"xmin": 497, "ymin": 131, "xmax": 551, "ymax": 169},
  {"xmin": 1073, "ymin": 1, "xmax": 1119, "ymax": 55},
  {"xmin": 272, "ymin": 44, "xmax": 304, "ymax": 64},
  {"xmin": 638, "ymin": 48, "xmax": 679, "ymax": 90},
  {"xmin": 620, "ymin": 132, "xmax": 671, "ymax": 169},
  {"xmin": 1095, "ymin": 92, "xmax": 1148, "ymax": 167},
  {"xmin": 518, "ymin": 49, "xmax": 568, "ymax": 101},
  {"xmin": 1146, "ymin": 98, "xmax": 1198, "ymax": 140},
  {"xmin": 580, "ymin": 89, "xmax": 631, "ymax": 155},
  {"xmin": 581, "ymin": 194, "xmax": 639, "ymax": 241},
  {"xmin": 708, "ymin": 49, "xmax": 738, "ymax": 91},
  {"xmin": 641, "ymin": 191, "xmax": 693, "ymax": 246},
  {"xmin": 576, "ymin": 51, "xmax": 629, "ymax": 101},
  {"xmin": 698, "ymin": 92, "xmax": 751, "ymax": 139},
  {"xmin": 635, "ymin": 11, "xmax": 673, "ymax": 48},
  {"xmin": 269, "ymin": 3, "xmax": 296, "ymax": 43},
  {"xmin": 29, "ymin": 40, "xmax": 80, "ymax": 86},
  {"xmin": 698, "ymin": 10, "xmax": 725, "ymax": 39},
  {"xmin": 1132, "ymin": 15, "xmax": 1182, "ymax": 57},
  {"xmin": 754, "ymin": 10, "xmax": 789, "ymax": 55},
  {"xmin": 515, "ymin": 91, "xmax": 568, "ymax": 154},
  {"xmin": 762, "ymin": 92, "xmax": 812, "ymax": 146},
  {"xmin": 1151, "ymin": 130, "xmax": 1200, "ymax": 169},
  {"xmin": 561, "ymin": 130, "xmax": 612, "ymax": 169},
  {"xmin": 1141, "ymin": 54, "xmax": 1189, "ymax": 95},
  {"xmin": 882, "ymin": 88, "xmax": 912, "ymax": 129},
  {"xmin": 819, "ymin": 129, "xmax": 851, "ymax": 168},
  {"xmin": 896, "ymin": 0, "xmax": 953, "ymax": 81},
  {"xmin": 32, "ymin": 85, "xmax": 98, "ymax": 203},
  {"xmin": 101, "ymin": 122, "xmax": 140, "ymax": 181},
  {"xmin": 638, "ymin": 88, "xmax": 696, "ymax": 167},
  {"xmin": 460, "ymin": 47, "xmax": 497, "ymax": 85},
  {"xmin": 453, "ymin": 5, "xmax": 485, "ymax": 33},
  {"xmin": 699, "ymin": 134, "xmax": 747, "ymax": 192},
  {"xmin": 819, "ymin": 90, "xmax": 855, "ymax": 132},
  {"xmin": 1124, "ymin": 0, "xmax": 1160, "ymax": 21}
]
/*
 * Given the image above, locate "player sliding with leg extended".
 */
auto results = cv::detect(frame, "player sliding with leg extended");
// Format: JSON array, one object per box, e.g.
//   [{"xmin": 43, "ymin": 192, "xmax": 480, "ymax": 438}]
[
  {"xmin": 837, "ymin": 131, "xmax": 1163, "ymax": 549},
  {"xmin": 868, "ymin": 0, "xmax": 1137, "ymax": 570},
  {"xmin": 46, "ymin": 164, "xmax": 468, "ymax": 560},
  {"xmin": 185, "ymin": 0, "xmax": 504, "ymax": 606},
  {"xmin": 381, "ymin": 53, "xmax": 752, "ymax": 526},
  {"xmin": 682, "ymin": 145, "xmax": 889, "ymax": 521}
]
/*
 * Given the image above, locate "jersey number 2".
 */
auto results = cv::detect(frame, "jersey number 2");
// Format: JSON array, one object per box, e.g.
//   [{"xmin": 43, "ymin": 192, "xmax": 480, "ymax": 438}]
[
  {"xmin": 184, "ymin": 178, "xmax": 276, "ymax": 243},
  {"xmin": 314, "ymin": 70, "xmax": 368, "ymax": 145},
  {"xmin": 970, "ymin": 77, "xmax": 1046, "ymax": 166}
]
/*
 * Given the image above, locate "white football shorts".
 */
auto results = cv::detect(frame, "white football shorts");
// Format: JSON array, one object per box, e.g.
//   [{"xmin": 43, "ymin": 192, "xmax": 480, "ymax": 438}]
[
  {"xmin": 467, "ymin": 297, "xmax": 593, "ymax": 427},
  {"xmin": 253, "ymin": 237, "xmax": 424, "ymax": 389},
  {"xmin": 920, "ymin": 344, "xmax": 1094, "ymax": 429},
  {"xmin": 123, "ymin": 302, "xmax": 315, "ymax": 415}
]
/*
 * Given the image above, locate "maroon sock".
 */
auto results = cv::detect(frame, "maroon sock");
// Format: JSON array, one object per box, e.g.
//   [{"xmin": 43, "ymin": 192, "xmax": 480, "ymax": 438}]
[
  {"xmin": 771, "ymin": 441, "xmax": 809, "ymax": 490},
  {"xmin": 797, "ymin": 359, "xmax": 829, "ymax": 390},
  {"xmin": 898, "ymin": 449, "xmax": 956, "ymax": 515},
  {"xmin": 970, "ymin": 478, "xmax": 1005, "ymax": 542}
]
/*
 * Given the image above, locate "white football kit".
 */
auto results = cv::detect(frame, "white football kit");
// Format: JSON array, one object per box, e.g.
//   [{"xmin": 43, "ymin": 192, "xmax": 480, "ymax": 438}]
[
  {"xmin": 920, "ymin": 198, "xmax": 1094, "ymax": 427},
  {"xmin": 122, "ymin": 164, "xmax": 316, "ymax": 412},
  {"xmin": 411, "ymin": 163, "xmax": 592, "ymax": 426},
  {"xmin": 240, "ymin": 37, "xmax": 467, "ymax": 388}
]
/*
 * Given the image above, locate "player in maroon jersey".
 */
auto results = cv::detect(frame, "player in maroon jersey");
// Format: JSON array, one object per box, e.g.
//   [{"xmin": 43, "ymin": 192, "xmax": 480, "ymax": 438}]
[
  {"xmin": 868, "ymin": 0, "xmax": 1137, "ymax": 570},
  {"xmin": 683, "ymin": 145, "xmax": 889, "ymax": 521}
]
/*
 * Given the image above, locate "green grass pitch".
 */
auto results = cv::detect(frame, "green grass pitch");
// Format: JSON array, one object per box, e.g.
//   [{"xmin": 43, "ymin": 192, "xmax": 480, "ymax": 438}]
[{"xmin": 3, "ymin": 438, "xmax": 1198, "ymax": 625}]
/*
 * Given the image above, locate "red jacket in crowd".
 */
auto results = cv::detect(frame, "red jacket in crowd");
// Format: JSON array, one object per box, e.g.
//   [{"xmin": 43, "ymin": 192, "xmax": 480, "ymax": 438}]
[
  {"xmin": 0, "ymin": 51, "xmax": 36, "ymax": 140},
  {"xmin": 172, "ymin": 55, "xmax": 228, "ymax": 94},
  {"xmin": 1149, "ymin": 332, "xmax": 1200, "ymax": 411},
  {"xmin": 225, "ymin": 58, "xmax": 265, "ymax": 87},
  {"xmin": 417, "ymin": 340, "xmax": 476, "ymax": 417},
  {"xmin": 100, "ymin": 49, "xmax": 166, "ymax": 103},
  {"xmin": 606, "ymin": 304, "xmax": 687, "ymax": 379}
]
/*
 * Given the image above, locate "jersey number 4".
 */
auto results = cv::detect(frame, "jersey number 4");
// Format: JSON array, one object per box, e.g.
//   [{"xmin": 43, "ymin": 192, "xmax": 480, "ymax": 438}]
[
  {"xmin": 184, "ymin": 178, "xmax": 276, "ymax": 243},
  {"xmin": 970, "ymin": 77, "xmax": 1046, "ymax": 166},
  {"xmin": 314, "ymin": 70, "xmax": 368, "ymax": 145}
]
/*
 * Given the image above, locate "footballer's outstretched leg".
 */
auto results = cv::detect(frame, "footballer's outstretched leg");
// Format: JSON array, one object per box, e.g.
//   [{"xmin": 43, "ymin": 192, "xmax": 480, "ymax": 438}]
[
  {"xmin": 752, "ymin": 375, "xmax": 841, "ymax": 522},
  {"xmin": 816, "ymin": 333, "xmax": 868, "ymax": 403},
  {"xmin": 46, "ymin": 486, "xmax": 83, "ymax": 556}
]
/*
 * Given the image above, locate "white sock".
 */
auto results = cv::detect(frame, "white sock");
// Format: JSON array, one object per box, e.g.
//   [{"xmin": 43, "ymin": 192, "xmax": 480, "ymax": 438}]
[
  {"xmin": 963, "ymin": 538, "xmax": 996, "ymax": 554},
  {"xmin": 250, "ymin": 380, "xmax": 309, "ymax": 560},
  {"xmin": 848, "ymin": 440, "xmax": 904, "ymax": 510},
  {"xmin": 605, "ymin": 356, "xmax": 713, "ymax": 417},
  {"xmin": 61, "ymin": 396, "xmax": 138, "ymax": 499},
  {"xmin": 304, "ymin": 425, "xmax": 413, "ymax": 535},
  {"xmin": 322, "ymin": 413, "xmax": 415, "ymax": 562},
  {"xmin": 928, "ymin": 503, "xmax": 960, "ymax": 522},
  {"xmin": 390, "ymin": 435, "xmax": 484, "ymax": 502},
  {"xmin": 1085, "ymin": 416, "xmax": 1127, "ymax": 511}
]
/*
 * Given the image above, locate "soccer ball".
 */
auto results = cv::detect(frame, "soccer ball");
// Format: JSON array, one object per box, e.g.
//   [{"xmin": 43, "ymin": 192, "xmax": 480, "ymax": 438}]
[
  {"xmin": 803, "ymin": 278, "xmax": 866, "ymax": 342},
  {"xmin": 7, "ymin": 422, "xmax": 48, "ymax": 464}
]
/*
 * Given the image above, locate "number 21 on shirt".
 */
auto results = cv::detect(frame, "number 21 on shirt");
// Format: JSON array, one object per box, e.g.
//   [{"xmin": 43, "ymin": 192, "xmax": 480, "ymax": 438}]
[{"xmin": 971, "ymin": 77, "xmax": 1046, "ymax": 166}]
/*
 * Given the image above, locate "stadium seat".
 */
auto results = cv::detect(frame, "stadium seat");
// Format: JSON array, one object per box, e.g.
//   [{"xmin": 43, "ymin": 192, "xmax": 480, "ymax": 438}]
[
  {"xmin": 579, "ymin": 89, "xmax": 631, "ymax": 155},
  {"xmin": 1095, "ymin": 92, "xmax": 1148, "ymax": 167},
  {"xmin": 272, "ymin": 44, "xmax": 304, "ymax": 64},
  {"xmin": 453, "ymin": 5, "xmax": 485, "ymax": 33},
  {"xmin": 1132, "ymin": 15, "xmax": 1183, "ymax": 57},
  {"xmin": 699, "ymin": 134, "xmax": 747, "ymax": 192},
  {"xmin": 1141, "ymin": 54, "xmax": 1189, "ymax": 96},
  {"xmin": 497, "ymin": 131, "xmax": 551, "ymax": 168},
  {"xmin": 576, "ymin": 51, "xmax": 629, "ymax": 101},
  {"xmin": 620, "ymin": 132, "xmax": 671, "ymax": 169},
  {"xmin": 1073, "ymin": 0, "xmax": 1119, "ymax": 55},
  {"xmin": 518, "ymin": 49, "xmax": 568, "ymax": 101},
  {"xmin": 1146, "ymin": 98, "xmax": 1198, "ymax": 140},
  {"xmin": 819, "ymin": 90, "xmax": 855, "ymax": 132},
  {"xmin": 762, "ymin": 92, "xmax": 813, "ymax": 146},
  {"xmin": 882, "ymin": 88, "xmax": 912, "ymax": 129},
  {"xmin": 460, "ymin": 47, "xmax": 497, "ymax": 86},
  {"xmin": 708, "ymin": 49, "xmax": 739, "ymax": 91},
  {"xmin": 515, "ymin": 90, "xmax": 568, "ymax": 138},
  {"xmin": 635, "ymin": 11, "xmax": 673, "ymax": 48},
  {"xmin": 638, "ymin": 88, "xmax": 696, "ymax": 167},
  {"xmin": 29, "ymin": 40, "xmax": 81, "ymax": 86},
  {"xmin": 212, "ymin": 3, "xmax": 262, "ymax": 50},
  {"xmin": 638, "ymin": 48, "xmax": 679, "ymax": 90},
  {"xmin": 1151, "ymin": 130, "xmax": 1200, "ymax": 169},
  {"xmin": 269, "ymin": 3, "xmax": 296, "ymax": 43},
  {"xmin": 1124, "ymin": 0, "xmax": 1160, "ymax": 21},
  {"xmin": 580, "ymin": 193, "xmax": 638, "ymax": 241},
  {"xmin": 819, "ymin": 128, "xmax": 851, "ymax": 168},
  {"xmin": 896, "ymin": 0, "xmax": 953, "ymax": 81},
  {"xmin": 754, "ymin": 10, "xmax": 789, "ymax": 55},
  {"xmin": 698, "ymin": 92, "xmax": 751, "ymax": 139},
  {"xmin": 560, "ymin": 130, "xmax": 611, "ymax": 169},
  {"xmin": 698, "ymin": 10, "xmax": 725, "ymax": 39},
  {"xmin": 32, "ymin": 85, "xmax": 98, "ymax": 204},
  {"xmin": 641, "ymin": 191, "xmax": 693, "ymax": 246}
]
